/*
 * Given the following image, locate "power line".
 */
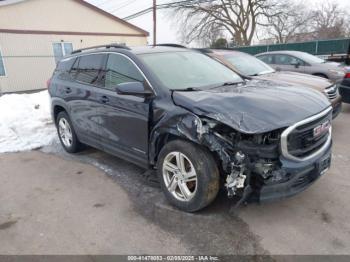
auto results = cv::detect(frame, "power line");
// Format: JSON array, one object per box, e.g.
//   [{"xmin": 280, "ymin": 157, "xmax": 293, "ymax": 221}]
[
  {"xmin": 123, "ymin": 0, "xmax": 213, "ymax": 20},
  {"xmin": 109, "ymin": 0, "xmax": 138, "ymax": 13}
]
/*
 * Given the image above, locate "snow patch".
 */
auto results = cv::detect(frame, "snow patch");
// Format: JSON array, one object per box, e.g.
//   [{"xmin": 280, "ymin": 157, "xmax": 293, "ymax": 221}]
[{"xmin": 0, "ymin": 91, "xmax": 57, "ymax": 153}]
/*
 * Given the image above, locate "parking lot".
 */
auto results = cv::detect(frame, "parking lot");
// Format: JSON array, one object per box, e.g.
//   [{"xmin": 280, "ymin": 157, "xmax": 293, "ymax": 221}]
[{"xmin": 0, "ymin": 104, "xmax": 349, "ymax": 256}]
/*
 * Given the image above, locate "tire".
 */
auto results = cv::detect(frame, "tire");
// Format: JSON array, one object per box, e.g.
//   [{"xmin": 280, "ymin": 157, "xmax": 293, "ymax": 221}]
[
  {"xmin": 157, "ymin": 140, "xmax": 220, "ymax": 212},
  {"xmin": 313, "ymin": 73, "xmax": 328, "ymax": 79},
  {"xmin": 56, "ymin": 111, "xmax": 82, "ymax": 153}
]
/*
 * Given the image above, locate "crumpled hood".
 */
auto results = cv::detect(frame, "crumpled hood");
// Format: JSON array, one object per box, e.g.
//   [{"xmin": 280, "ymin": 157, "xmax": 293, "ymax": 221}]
[{"xmin": 172, "ymin": 80, "xmax": 330, "ymax": 134}]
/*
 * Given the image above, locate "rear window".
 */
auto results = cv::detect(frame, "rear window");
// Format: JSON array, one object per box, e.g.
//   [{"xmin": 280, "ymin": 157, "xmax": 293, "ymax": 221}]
[
  {"xmin": 75, "ymin": 54, "xmax": 106, "ymax": 86},
  {"xmin": 57, "ymin": 57, "xmax": 76, "ymax": 72}
]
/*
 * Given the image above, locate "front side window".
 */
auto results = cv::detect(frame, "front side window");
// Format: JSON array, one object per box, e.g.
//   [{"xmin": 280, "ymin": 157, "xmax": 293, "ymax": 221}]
[
  {"xmin": 0, "ymin": 48, "xmax": 6, "ymax": 76},
  {"xmin": 275, "ymin": 54, "xmax": 303, "ymax": 65},
  {"xmin": 53, "ymin": 42, "xmax": 73, "ymax": 63},
  {"xmin": 105, "ymin": 54, "xmax": 144, "ymax": 90},
  {"xmin": 224, "ymin": 53, "xmax": 275, "ymax": 76},
  {"xmin": 257, "ymin": 55, "xmax": 274, "ymax": 64},
  {"xmin": 75, "ymin": 54, "xmax": 106, "ymax": 86},
  {"xmin": 139, "ymin": 51, "xmax": 242, "ymax": 90}
]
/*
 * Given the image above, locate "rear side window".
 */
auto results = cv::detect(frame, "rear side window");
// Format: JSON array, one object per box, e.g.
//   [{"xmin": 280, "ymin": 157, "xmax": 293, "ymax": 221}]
[
  {"xmin": 75, "ymin": 54, "xmax": 106, "ymax": 86},
  {"xmin": 105, "ymin": 54, "xmax": 144, "ymax": 90}
]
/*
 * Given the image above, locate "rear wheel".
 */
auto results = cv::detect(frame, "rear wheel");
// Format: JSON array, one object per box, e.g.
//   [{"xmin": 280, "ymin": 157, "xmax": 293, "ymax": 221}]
[
  {"xmin": 157, "ymin": 140, "xmax": 220, "ymax": 212},
  {"xmin": 313, "ymin": 73, "xmax": 328, "ymax": 79},
  {"xmin": 56, "ymin": 111, "xmax": 82, "ymax": 153}
]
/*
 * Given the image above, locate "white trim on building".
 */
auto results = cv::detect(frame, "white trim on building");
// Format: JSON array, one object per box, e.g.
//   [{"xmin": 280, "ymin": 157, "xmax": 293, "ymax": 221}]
[{"xmin": 0, "ymin": 46, "xmax": 7, "ymax": 77}]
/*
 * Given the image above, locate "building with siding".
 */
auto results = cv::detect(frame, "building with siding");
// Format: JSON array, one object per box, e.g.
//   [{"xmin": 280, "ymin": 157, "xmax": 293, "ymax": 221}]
[{"xmin": 0, "ymin": 0, "xmax": 149, "ymax": 94}]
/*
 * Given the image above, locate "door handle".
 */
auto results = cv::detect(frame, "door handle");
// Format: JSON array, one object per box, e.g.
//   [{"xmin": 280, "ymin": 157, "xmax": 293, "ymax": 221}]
[
  {"xmin": 100, "ymin": 95, "xmax": 109, "ymax": 103},
  {"xmin": 65, "ymin": 87, "xmax": 72, "ymax": 94}
]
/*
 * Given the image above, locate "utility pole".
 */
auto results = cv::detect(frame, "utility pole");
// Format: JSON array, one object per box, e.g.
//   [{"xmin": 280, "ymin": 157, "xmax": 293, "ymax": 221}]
[{"xmin": 153, "ymin": 0, "xmax": 157, "ymax": 46}]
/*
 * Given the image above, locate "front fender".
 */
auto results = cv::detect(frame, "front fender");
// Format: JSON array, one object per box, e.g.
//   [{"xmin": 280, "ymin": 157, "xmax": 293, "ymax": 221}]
[{"xmin": 149, "ymin": 113, "xmax": 234, "ymax": 172}]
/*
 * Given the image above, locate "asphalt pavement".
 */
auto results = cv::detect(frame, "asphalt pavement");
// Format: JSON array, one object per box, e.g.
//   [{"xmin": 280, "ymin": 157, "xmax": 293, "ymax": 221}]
[{"xmin": 0, "ymin": 104, "xmax": 350, "ymax": 256}]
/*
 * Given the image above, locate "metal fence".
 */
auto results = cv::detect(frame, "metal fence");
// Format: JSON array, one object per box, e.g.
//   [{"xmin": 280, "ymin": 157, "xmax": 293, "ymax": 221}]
[{"xmin": 232, "ymin": 38, "xmax": 350, "ymax": 56}]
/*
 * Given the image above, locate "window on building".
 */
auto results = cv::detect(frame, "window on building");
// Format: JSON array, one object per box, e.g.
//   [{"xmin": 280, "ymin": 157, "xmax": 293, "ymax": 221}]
[
  {"xmin": 75, "ymin": 54, "xmax": 106, "ymax": 87},
  {"xmin": 53, "ymin": 42, "xmax": 73, "ymax": 63},
  {"xmin": 105, "ymin": 54, "xmax": 144, "ymax": 90},
  {"xmin": 0, "ymin": 48, "xmax": 6, "ymax": 76}
]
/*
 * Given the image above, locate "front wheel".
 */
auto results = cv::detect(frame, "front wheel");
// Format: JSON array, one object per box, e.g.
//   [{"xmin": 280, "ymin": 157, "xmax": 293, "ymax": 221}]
[{"xmin": 157, "ymin": 140, "xmax": 220, "ymax": 212}]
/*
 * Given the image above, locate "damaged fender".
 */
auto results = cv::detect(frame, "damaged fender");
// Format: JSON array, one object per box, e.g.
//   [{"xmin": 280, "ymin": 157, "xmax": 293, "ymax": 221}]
[{"xmin": 149, "ymin": 109, "xmax": 235, "ymax": 172}]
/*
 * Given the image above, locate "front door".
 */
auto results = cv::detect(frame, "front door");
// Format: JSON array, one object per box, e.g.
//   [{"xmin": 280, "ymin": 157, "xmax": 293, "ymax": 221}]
[
  {"xmin": 274, "ymin": 54, "xmax": 306, "ymax": 73},
  {"xmin": 96, "ymin": 53, "xmax": 151, "ymax": 166}
]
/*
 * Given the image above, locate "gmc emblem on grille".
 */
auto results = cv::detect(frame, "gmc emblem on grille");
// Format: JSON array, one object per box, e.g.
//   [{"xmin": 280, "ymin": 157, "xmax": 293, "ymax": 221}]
[{"xmin": 313, "ymin": 120, "xmax": 331, "ymax": 138}]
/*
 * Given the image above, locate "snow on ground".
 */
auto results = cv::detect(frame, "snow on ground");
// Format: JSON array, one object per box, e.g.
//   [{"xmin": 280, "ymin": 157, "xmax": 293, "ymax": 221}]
[{"xmin": 0, "ymin": 91, "xmax": 57, "ymax": 153}]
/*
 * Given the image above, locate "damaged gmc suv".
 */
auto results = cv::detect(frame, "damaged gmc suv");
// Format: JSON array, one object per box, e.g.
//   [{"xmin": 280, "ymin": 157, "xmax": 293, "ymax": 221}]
[{"xmin": 49, "ymin": 45, "xmax": 332, "ymax": 212}]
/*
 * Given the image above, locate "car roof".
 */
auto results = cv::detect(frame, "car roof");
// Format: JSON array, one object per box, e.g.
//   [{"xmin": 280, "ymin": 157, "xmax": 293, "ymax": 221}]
[
  {"xmin": 256, "ymin": 50, "xmax": 307, "ymax": 56},
  {"xmin": 209, "ymin": 49, "xmax": 249, "ymax": 56},
  {"xmin": 129, "ymin": 46, "xmax": 188, "ymax": 55},
  {"xmin": 63, "ymin": 46, "xmax": 189, "ymax": 60}
]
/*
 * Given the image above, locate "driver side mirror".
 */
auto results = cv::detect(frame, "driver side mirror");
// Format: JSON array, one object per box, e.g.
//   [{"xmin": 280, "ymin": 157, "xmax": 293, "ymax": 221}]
[
  {"xmin": 291, "ymin": 61, "xmax": 301, "ymax": 68},
  {"xmin": 116, "ymin": 82, "xmax": 154, "ymax": 97}
]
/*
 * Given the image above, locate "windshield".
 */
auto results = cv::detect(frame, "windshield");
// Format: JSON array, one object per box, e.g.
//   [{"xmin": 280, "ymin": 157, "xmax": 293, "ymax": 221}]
[
  {"xmin": 138, "ymin": 51, "xmax": 243, "ymax": 90},
  {"xmin": 224, "ymin": 53, "xmax": 275, "ymax": 76},
  {"xmin": 295, "ymin": 52, "xmax": 325, "ymax": 64}
]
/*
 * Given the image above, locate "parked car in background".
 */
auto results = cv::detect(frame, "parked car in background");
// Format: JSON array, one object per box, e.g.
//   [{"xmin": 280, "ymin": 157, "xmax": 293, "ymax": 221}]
[
  {"xmin": 49, "ymin": 45, "xmax": 332, "ymax": 212},
  {"xmin": 201, "ymin": 49, "xmax": 342, "ymax": 118},
  {"xmin": 339, "ymin": 70, "xmax": 350, "ymax": 104},
  {"xmin": 256, "ymin": 51, "xmax": 346, "ymax": 82}
]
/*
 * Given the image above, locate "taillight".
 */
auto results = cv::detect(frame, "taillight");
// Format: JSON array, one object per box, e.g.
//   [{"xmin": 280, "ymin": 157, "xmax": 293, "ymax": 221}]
[
  {"xmin": 345, "ymin": 73, "xmax": 350, "ymax": 79},
  {"xmin": 46, "ymin": 78, "xmax": 51, "ymax": 89}
]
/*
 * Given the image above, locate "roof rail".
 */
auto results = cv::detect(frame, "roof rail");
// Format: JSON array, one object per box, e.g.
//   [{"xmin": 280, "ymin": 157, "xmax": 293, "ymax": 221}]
[
  {"xmin": 71, "ymin": 44, "xmax": 131, "ymax": 54},
  {"xmin": 155, "ymin": 43, "xmax": 187, "ymax": 48}
]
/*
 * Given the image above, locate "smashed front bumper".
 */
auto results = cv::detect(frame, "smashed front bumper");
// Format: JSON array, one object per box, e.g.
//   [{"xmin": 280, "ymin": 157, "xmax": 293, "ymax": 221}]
[{"xmin": 256, "ymin": 142, "xmax": 332, "ymax": 203}]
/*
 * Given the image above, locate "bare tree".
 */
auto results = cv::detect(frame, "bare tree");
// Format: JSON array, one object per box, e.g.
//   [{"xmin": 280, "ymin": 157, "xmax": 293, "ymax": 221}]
[
  {"xmin": 178, "ymin": 21, "xmax": 226, "ymax": 47},
  {"xmin": 264, "ymin": 0, "xmax": 314, "ymax": 44},
  {"xmin": 312, "ymin": 1, "xmax": 349, "ymax": 40},
  {"xmin": 173, "ymin": 0, "xmax": 281, "ymax": 47}
]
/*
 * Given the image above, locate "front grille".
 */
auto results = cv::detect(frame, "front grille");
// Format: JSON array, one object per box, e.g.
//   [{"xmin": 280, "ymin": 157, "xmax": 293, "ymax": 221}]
[
  {"xmin": 325, "ymin": 85, "xmax": 338, "ymax": 100},
  {"xmin": 281, "ymin": 108, "xmax": 332, "ymax": 161}
]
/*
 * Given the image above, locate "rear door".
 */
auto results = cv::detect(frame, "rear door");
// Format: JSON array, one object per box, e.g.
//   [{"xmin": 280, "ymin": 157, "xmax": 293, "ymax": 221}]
[
  {"xmin": 96, "ymin": 53, "xmax": 152, "ymax": 166},
  {"xmin": 67, "ymin": 53, "xmax": 107, "ymax": 146}
]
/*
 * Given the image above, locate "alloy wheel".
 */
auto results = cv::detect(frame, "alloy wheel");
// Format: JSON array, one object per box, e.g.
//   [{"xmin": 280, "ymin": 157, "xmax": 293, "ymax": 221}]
[
  {"xmin": 58, "ymin": 118, "xmax": 73, "ymax": 148},
  {"xmin": 162, "ymin": 151, "xmax": 198, "ymax": 202}
]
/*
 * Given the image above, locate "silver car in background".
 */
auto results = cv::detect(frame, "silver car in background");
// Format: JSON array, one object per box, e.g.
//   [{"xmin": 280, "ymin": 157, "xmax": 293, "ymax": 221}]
[{"xmin": 256, "ymin": 51, "xmax": 346, "ymax": 82}]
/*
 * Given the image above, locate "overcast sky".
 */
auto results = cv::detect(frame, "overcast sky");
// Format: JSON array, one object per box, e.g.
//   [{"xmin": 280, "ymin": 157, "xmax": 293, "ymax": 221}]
[{"xmin": 86, "ymin": 0, "xmax": 350, "ymax": 46}]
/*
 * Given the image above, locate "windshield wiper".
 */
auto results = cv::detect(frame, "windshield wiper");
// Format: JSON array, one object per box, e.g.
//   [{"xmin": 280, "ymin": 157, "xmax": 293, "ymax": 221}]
[
  {"xmin": 250, "ymin": 70, "xmax": 274, "ymax": 76},
  {"xmin": 209, "ymin": 81, "xmax": 240, "ymax": 89},
  {"xmin": 171, "ymin": 87, "xmax": 202, "ymax": 91}
]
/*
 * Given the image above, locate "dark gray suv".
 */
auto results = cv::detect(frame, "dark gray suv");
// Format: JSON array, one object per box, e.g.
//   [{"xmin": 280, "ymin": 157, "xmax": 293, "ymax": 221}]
[{"xmin": 49, "ymin": 45, "xmax": 332, "ymax": 212}]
